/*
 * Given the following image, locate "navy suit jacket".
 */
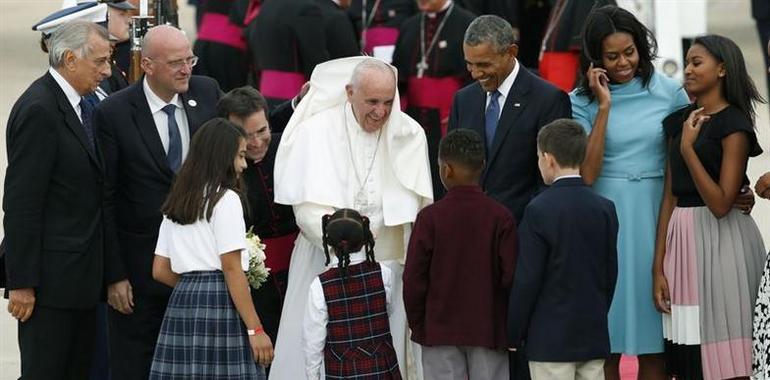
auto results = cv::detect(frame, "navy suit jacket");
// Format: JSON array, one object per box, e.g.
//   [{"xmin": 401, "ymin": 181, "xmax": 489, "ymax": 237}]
[
  {"xmin": 448, "ymin": 66, "xmax": 571, "ymax": 222},
  {"xmin": 508, "ymin": 177, "xmax": 618, "ymax": 362},
  {"xmin": 93, "ymin": 75, "xmax": 221, "ymax": 296}
]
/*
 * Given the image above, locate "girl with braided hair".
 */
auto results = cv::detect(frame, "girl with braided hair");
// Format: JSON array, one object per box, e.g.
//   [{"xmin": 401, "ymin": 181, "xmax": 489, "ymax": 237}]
[{"xmin": 302, "ymin": 208, "xmax": 402, "ymax": 380}]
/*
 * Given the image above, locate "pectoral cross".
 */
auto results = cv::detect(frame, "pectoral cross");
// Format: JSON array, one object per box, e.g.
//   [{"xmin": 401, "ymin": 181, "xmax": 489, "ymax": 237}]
[
  {"xmin": 354, "ymin": 190, "xmax": 369, "ymax": 210},
  {"xmin": 416, "ymin": 60, "xmax": 428, "ymax": 78}
]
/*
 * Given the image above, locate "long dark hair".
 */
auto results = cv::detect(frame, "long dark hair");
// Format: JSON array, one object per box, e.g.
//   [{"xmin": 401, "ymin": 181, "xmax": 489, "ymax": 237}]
[
  {"xmin": 321, "ymin": 209, "xmax": 376, "ymax": 278},
  {"xmin": 576, "ymin": 5, "xmax": 657, "ymax": 102},
  {"xmin": 161, "ymin": 118, "xmax": 247, "ymax": 224},
  {"xmin": 692, "ymin": 34, "xmax": 766, "ymax": 125}
]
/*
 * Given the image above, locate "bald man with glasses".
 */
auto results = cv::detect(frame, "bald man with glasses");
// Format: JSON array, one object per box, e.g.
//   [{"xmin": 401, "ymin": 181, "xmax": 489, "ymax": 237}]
[{"xmin": 92, "ymin": 25, "xmax": 222, "ymax": 380}]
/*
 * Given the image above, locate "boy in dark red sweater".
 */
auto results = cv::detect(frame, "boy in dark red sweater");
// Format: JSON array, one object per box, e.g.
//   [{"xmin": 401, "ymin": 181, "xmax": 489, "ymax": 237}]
[{"xmin": 404, "ymin": 129, "xmax": 517, "ymax": 380}]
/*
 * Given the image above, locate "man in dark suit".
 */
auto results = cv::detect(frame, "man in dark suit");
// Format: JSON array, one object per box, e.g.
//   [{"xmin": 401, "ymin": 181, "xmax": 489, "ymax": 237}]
[
  {"xmin": 4, "ymin": 20, "xmax": 115, "ymax": 380},
  {"xmin": 448, "ymin": 14, "xmax": 571, "ymax": 223},
  {"xmin": 448, "ymin": 15, "xmax": 570, "ymax": 379},
  {"xmin": 508, "ymin": 119, "xmax": 618, "ymax": 379},
  {"xmin": 93, "ymin": 25, "xmax": 222, "ymax": 380}
]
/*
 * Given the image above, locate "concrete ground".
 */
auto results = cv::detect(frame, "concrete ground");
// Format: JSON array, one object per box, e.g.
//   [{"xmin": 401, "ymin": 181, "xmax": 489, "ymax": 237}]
[{"xmin": 0, "ymin": 1, "xmax": 767, "ymax": 379}]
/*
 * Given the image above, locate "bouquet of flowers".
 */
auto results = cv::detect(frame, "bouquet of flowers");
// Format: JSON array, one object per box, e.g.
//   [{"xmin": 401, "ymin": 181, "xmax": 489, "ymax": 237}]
[{"xmin": 245, "ymin": 228, "xmax": 270, "ymax": 289}]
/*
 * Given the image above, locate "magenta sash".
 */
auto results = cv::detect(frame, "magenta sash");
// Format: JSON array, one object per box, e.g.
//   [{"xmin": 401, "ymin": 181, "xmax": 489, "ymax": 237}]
[
  {"xmin": 407, "ymin": 76, "xmax": 462, "ymax": 135},
  {"xmin": 197, "ymin": 13, "xmax": 246, "ymax": 51},
  {"xmin": 259, "ymin": 70, "xmax": 306, "ymax": 100},
  {"xmin": 363, "ymin": 27, "xmax": 399, "ymax": 55}
]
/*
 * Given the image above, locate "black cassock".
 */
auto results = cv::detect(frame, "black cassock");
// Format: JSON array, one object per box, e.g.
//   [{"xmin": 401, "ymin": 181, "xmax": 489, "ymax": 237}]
[
  {"xmin": 348, "ymin": 0, "xmax": 416, "ymax": 54},
  {"xmin": 248, "ymin": 0, "xmax": 328, "ymax": 107},
  {"xmin": 317, "ymin": 0, "xmax": 360, "ymax": 59},
  {"xmin": 193, "ymin": 0, "xmax": 249, "ymax": 92},
  {"xmin": 392, "ymin": 4, "xmax": 474, "ymax": 200}
]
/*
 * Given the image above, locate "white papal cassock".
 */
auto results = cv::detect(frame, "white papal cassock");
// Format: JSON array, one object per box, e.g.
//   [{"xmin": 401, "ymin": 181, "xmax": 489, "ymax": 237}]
[{"xmin": 269, "ymin": 57, "xmax": 433, "ymax": 380}]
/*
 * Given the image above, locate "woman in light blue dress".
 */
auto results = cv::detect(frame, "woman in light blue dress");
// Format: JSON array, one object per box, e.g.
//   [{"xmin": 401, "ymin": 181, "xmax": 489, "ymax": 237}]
[{"xmin": 570, "ymin": 6, "xmax": 688, "ymax": 379}]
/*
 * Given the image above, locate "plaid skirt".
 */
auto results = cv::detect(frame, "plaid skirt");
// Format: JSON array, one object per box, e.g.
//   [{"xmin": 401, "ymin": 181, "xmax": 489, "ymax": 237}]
[{"xmin": 149, "ymin": 271, "xmax": 265, "ymax": 380}]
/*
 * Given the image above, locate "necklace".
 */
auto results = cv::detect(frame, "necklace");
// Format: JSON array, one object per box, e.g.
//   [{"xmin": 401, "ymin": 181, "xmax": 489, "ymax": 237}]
[
  {"xmin": 343, "ymin": 104, "xmax": 383, "ymax": 210},
  {"xmin": 360, "ymin": 0, "xmax": 383, "ymax": 51},
  {"xmin": 417, "ymin": 3, "xmax": 454, "ymax": 78}
]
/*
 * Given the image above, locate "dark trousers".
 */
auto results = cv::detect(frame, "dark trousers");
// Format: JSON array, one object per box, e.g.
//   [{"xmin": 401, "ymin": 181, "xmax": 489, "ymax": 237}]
[
  {"xmin": 89, "ymin": 303, "xmax": 111, "ymax": 380},
  {"xmin": 107, "ymin": 293, "xmax": 169, "ymax": 380},
  {"xmin": 18, "ymin": 305, "xmax": 97, "ymax": 380},
  {"xmin": 509, "ymin": 350, "xmax": 532, "ymax": 380}
]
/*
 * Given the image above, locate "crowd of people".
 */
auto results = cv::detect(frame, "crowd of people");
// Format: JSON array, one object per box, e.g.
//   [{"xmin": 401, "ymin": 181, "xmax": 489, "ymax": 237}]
[{"xmin": 2, "ymin": 0, "xmax": 770, "ymax": 380}]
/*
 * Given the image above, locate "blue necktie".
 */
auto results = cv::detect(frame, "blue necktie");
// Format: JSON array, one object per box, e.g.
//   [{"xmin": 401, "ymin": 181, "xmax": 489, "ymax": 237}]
[
  {"xmin": 485, "ymin": 90, "xmax": 501, "ymax": 148},
  {"xmin": 79, "ymin": 94, "xmax": 98, "ymax": 153},
  {"xmin": 162, "ymin": 104, "xmax": 182, "ymax": 173}
]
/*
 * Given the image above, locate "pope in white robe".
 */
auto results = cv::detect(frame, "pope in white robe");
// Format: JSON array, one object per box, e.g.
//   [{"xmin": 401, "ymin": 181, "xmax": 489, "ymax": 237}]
[{"xmin": 269, "ymin": 57, "xmax": 433, "ymax": 380}]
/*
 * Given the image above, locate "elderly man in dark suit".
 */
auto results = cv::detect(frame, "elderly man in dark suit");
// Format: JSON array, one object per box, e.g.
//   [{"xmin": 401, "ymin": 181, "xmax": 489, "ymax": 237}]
[
  {"xmin": 448, "ymin": 14, "xmax": 570, "ymax": 223},
  {"xmin": 448, "ymin": 14, "xmax": 571, "ymax": 379},
  {"xmin": 93, "ymin": 25, "xmax": 222, "ymax": 380},
  {"xmin": 4, "ymin": 20, "xmax": 115, "ymax": 380}
]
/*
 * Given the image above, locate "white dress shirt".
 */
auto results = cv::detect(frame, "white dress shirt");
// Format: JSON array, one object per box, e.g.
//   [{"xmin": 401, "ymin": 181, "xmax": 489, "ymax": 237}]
[
  {"xmin": 143, "ymin": 78, "xmax": 191, "ymax": 161},
  {"xmin": 486, "ymin": 58, "xmax": 521, "ymax": 119},
  {"xmin": 49, "ymin": 67, "xmax": 83, "ymax": 122},
  {"xmin": 554, "ymin": 174, "xmax": 582, "ymax": 182},
  {"xmin": 302, "ymin": 251, "xmax": 394, "ymax": 380}
]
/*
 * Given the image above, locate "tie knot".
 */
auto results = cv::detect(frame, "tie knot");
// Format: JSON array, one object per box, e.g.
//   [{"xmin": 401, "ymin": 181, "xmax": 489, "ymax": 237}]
[
  {"xmin": 489, "ymin": 90, "xmax": 501, "ymax": 101},
  {"xmin": 162, "ymin": 104, "xmax": 176, "ymax": 116}
]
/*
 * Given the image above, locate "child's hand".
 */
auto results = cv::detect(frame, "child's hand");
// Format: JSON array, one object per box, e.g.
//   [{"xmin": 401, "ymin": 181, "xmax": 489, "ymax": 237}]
[
  {"xmin": 680, "ymin": 107, "xmax": 710, "ymax": 152},
  {"xmin": 653, "ymin": 271, "xmax": 671, "ymax": 314},
  {"xmin": 249, "ymin": 332, "xmax": 274, "ymax": 367}
]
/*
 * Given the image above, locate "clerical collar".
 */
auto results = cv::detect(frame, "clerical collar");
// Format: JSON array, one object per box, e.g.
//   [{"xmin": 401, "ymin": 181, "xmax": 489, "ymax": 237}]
[{"xmin": 426, "ymin": 0, "xmax": 452, "ymax": 18}]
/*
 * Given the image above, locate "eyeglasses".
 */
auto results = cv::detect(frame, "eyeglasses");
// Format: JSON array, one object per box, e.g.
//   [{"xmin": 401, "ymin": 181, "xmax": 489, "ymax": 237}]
[{"xmin": 149, "ymin": 56, "xmax": 198, "ymax": 70}]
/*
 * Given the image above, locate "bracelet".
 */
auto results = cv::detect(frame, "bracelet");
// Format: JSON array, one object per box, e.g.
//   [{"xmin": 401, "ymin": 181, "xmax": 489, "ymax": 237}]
[{"xmin": 247, "ymin": 327, "xmax": 264, "ymax": 336}]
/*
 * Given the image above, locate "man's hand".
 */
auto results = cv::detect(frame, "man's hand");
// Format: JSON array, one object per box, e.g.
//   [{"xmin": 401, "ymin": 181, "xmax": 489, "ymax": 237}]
[
  {"xmin": 108, "ymin": 279, "xmax": 134, "ymax": 315},
  {"xmin": 8, "ymin": 288, "xmax": 35, "ymax": 322}
]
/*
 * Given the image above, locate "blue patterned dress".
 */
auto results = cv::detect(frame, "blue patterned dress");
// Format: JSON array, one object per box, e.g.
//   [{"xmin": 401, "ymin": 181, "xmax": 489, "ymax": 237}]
[{"xmin": 570, "ymin": 72, "xmax": 689, "ymax": 354}]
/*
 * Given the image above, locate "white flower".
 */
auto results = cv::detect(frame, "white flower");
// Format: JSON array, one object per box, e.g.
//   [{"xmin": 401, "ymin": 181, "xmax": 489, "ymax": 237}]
[{"xmin": 245, "ymin": 230, "xmax": 270, "ymax": 289}]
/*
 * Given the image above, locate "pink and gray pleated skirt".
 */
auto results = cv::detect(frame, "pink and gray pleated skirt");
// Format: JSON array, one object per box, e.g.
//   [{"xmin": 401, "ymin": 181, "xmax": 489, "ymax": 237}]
[{"xmin": 663, "ymin": 206, "xmax": 766, "ymax": 380}]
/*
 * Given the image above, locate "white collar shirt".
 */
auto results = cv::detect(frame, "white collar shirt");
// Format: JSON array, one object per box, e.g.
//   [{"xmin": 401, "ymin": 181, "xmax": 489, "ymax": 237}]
[
  {"xmin": 485, "ymin": 58, "xmax": 520, "ymax": 119},
  {"xmin": 143, "ymin": 78, "xmax": 191, "ymax": 161},
  {"xmin": 49, "ymin": 67, "xmax": 84, "ymax": 122}
]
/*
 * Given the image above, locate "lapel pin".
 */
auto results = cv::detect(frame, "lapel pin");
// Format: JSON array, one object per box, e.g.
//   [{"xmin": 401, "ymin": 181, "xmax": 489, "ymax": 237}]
[
  {"xmin": 438, "ymin": 40, "xmax": 447, "ymax": 49},
  {"xmin": 388, "ymin": 9, "xmax": 396, "ymax": 17},
  {"xmin": 514, "ymin": 103, "xmax": 521, "ymax": 107},
  {"xmin": 187, "ymin": 99, "xmax": 197, "ymax": 107}
]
